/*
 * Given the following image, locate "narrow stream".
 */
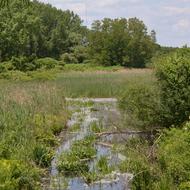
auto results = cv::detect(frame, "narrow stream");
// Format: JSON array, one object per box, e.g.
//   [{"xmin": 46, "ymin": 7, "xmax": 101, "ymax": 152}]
[{"xmin": 45, "ymin": 98, "xmax": 133, "ymax": 190}]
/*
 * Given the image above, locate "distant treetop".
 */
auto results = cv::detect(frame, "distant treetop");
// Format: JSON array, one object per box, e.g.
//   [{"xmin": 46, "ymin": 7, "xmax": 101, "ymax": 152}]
[{"xmin": 0, "ymin": 0, "xmax": 30, "ymax": 7}]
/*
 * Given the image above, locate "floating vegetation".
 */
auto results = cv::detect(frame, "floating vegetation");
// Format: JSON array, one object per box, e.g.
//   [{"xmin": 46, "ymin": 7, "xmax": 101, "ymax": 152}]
[{"xmin": 57, "ymin": 135, "xmax": 96, "ymax": 176}]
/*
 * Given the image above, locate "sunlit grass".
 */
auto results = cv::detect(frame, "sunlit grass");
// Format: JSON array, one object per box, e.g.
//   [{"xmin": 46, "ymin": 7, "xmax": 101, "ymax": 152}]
[
  {"xmin": 56, "ymin": 69, "xmax": 155, "ymax": 98},
  {"xmin": 0, "ymin": 81, "xmax": 68, "ymax": 189}
]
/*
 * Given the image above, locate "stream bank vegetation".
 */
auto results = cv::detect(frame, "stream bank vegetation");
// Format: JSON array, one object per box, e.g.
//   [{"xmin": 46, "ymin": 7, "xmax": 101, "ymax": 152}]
[
  {"xmin": 0, "ymin": 82, "xmax": 68, "ymax": 189},
  {"xmin": 119, "ymin": 48, "xmax": 190, "ymax": 190},
  {"xmin": 0, "ymin": 0, "xmax": 190, "ymax": 189}
]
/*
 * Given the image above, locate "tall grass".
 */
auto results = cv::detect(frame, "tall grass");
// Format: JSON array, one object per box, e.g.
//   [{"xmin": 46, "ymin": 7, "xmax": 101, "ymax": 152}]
[
  {"xmin": 0, "ymin": 68, "xmax": 155, "ymax": 189},
  {"xmin": 0, "ymin": 81, "xmax": 68, "ymax": 189},
  {"xmin": 56, "ymin": 69, "xmax": 155, "ymax": 98}
]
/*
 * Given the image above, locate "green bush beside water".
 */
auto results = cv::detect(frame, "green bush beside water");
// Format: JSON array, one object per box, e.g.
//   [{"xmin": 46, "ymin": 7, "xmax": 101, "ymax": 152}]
[
  {"xmin": 57, "ymin": 136, "xmax": 96, "ymax": 176},
  {"xmin": 155, "ymin": 49, "xmax": 190, "ymax": 127},
  {"xmin": 119, "ymin": 122, "xmax": 190, "ymax": 190},
  {"xmin": 119, "ymin": 49, "xmax": 190, "ymax": 189}
]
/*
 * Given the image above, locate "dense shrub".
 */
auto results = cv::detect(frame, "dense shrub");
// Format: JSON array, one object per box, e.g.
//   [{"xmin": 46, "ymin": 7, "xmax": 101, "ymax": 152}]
[
  {"xmin": 158, "ymin": 122, "xmax": 190, "ymax": 189},
  {"xmin": 121, "ymin": 122, "xmax": 190, "ymax": 190},
  {"xmin": 155, "ymin": 49, "xmax": 190, "ymax": 127},
  {"xmin": 1, "ymin": 61, "xmax": 15, "ymax": 71},
  {"xmin": 0, "ymin": 71, "xmax": 31, "ymax": 81},
  {"xmin": 120, "ymin": 84, "xmax": 161, "ymax": 129},
  {"xmin": 61, "ymin": 53, "xmax": 78, "ymax": 64},
  {"xmin": 29, "ymin": 70, "xmax": 56, "ymax": 81},
  {"xmin": 36, "ymin": 57, "xmax": 58, "ymax": 70},
  {"xmin": 72, "ymin": 45, "xmax": 89, "ymax": 63},
  {"xmin": 0, "ymin": 64, "xmax": 7, "ymax": 73},
  {"xmin": 0, "ymin": 57, "xmax": 61, "ymax": 76},
  {"xmin": 12, "ymin": 56, "xmax": 40, "ymax": 72},
  {"xmin": 0, "ymin": 160, "xmax": 40, "ymax": 190}
]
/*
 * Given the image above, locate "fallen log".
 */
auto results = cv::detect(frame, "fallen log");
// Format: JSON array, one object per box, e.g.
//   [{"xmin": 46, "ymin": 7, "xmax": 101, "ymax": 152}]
[
  {"xmin": 95, "ymin": 129, "xmax": 160, "ymax": 137},
  {"xmin": 95, "ymin": 142, "xmax": 114, "ymax": 148}
]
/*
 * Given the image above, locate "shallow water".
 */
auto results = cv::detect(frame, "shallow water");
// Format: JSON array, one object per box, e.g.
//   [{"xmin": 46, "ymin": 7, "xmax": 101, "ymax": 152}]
[{"xmin": 44, "ymin": 98, "xmax": 132, "ymax": 190}]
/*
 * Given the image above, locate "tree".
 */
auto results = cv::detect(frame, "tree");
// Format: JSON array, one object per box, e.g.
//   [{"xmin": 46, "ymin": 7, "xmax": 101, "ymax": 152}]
[
  {"xmin": 88, "ymin": 18, "xmax": 157, "ymax": 67},
  {"xmin": 0, "ymin": 0, "xmax": 29, "ymax": 7},
  {"xmin": 0, "ymin": 0, "xmax": 86, "ymax": 60}
]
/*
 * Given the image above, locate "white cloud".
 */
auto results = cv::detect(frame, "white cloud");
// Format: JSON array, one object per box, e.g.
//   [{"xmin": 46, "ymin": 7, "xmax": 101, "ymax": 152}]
[
  {"xmin": 38, "ymin": 0, "xmax": 190, "ymax": 47},
  {"xmin": 173, "ymin": 19, "xmax": 190, "ymax": 30},
  {"xmin": 164, "ymin": 6, "xmax": 190, "ymax": 15}
]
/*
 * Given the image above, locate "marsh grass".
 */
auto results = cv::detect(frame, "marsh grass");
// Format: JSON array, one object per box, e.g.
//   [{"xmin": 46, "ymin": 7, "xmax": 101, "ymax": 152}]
[
  {"xmin": 56, "ymin": 69, "xmax": 155, "ymax": 98},
  {"xmin": 0, "ymin": 81, "xmax": 68, "ymax": 189},
  {"xmin": 62, "ymin": 64, "xmax": 123, "ymax": 72},
  {"xmin": 0, "ymin": 68, "xmax": 156, "ymax": 189}
]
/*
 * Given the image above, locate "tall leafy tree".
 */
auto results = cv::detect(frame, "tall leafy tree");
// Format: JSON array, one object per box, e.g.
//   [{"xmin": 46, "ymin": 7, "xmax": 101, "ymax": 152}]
[
  {"xmin": 0, "ymin": 0, "xmax": 86, "ymax": 60},
  {"xmin": 0, "ymin": 0, "xmax": 29, "ymax": 7},
  {"xmin": 88, "ymin": 18, "xmax": 157, "ymax": 67}
]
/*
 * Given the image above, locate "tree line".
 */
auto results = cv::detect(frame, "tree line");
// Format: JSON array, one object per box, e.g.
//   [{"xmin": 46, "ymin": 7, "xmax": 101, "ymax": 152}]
[{"xmin": 0, "ymin": 0, "xmax": 160, "ymax": 68}]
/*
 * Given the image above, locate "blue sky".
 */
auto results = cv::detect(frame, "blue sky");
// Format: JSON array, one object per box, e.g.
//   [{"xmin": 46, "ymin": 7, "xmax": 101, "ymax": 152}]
[{"xmin": 40, "ymin": 0, "xmax": 190, "ymax": 47}]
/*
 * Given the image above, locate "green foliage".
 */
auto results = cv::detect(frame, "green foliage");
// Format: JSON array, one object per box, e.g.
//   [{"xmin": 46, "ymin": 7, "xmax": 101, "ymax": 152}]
[
  {"xmin": 62, "ymin": 63, "xmax": 123, "ymax": 72},
  {"xmin": 60, "ymin": 45, "xmax": 89, "ymax": 64},
  {"xmin": 88, "ymin": 18, "xmax": 158, "ymax": 67},
  {"xmin": 0, "ymin": 160, "xmax": 40, "ymax": 190},
  {"xmin": 90, "ymin": 122, "xmax": 103, "ymax": 133},
  {"xmin": 29, "ymin": 70, "xmax": 56, "ymax": 81},
  {"xmin": 158, "ymin": 123, "xmax": 190, "ymax": 188},
  {"xmin": 96, "ymin": 156, "xmax": 111, "ymax": 175},
  {"xmin": 120, "ymin": 83, "xmax": 161, "ymax": 129},
  {"xmin": 0, "ymin": 61, "xmax": 14, "ymax": 72},
  {"xmin": 61, "ymin": 53, "xmax": 78, "ymax": 64},
  {"xmin": 11, "ymin": 56, "xmax": 40, "ymax": 72},
  {"xmin": 0, "ymin": 0, "xmax": 30, "ymax": 7},
  {"xmin": 0, "ymin": 64, "xmax": 7, "ymax": 73},
  {"xmin": 36, "ymin": 58, "xmax": 58, "ymax": 70},
  {"xmin": 0, "ymin": 82, "xmax": 68, "ymax": 188},
  {"xmin": 72, "ymin": 45, "xmax": 89, "ymax": 63},
  {"xmin": 58, "ymin": 136, "xmax": 96, "ymax": 176},
  {"xmin": 32, "ymin": 145, "xmax": 54, "ymax": 167},
  {"xmin": 155, "ymin": 48, "xmax": 190, "ymax": 127},
  {"xmin": 0, "ymin": 0, "xmax": 86, "ymax": 60},
  {"xmin": 0, "ymin": 71, "xmax": 31, "ymax": 81},
  {"xmin": 120, "ymin": 122, "xmax": 190, "ymax": 190},
  {"xmin": 0, "ymin": 57, "xmax": 61, "ymax": 76}
]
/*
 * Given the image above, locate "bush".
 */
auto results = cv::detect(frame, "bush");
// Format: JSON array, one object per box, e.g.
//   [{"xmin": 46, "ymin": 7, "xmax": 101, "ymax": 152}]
[
  {"xmin": 0, "ymin": 64, "xmax": 6, "ymax": 73},
  {"xmin": 0, "ymin": 71, "xmax": 31, "ymax": 81},
  {"xmin": 1, "ymin": 61, "xmax": 15, "ymax": 71},
  {"xmin": 36, "ymin": 57, "xmax": 58, "ymax": 69},
  {"xmin": 120, "ymin": 84, "xmax": 161, "ymax": 129},
  {"xmin": 120, "ymin": 122, "xmax": 190, "ymax": 190},
  {"xmin": 60, "ymin": 53, "xmax": 78, "ymax": 64},
  {"xmin": 72, "ymin": 45, "xmax": 89, "ymax": 63},
  {"xmin": 29, "ymin": 70, "xmax": 56, "ymax": 81},
  {"xmin": 11, "ymin": 56, "xmax": 40, "ymax": 72},
  {"xmin": 155, "ymin": 48, "xmax": 190, "ymax": 127},
  {"xmin": 157, "ymin": 123, "xmax": 190, "ymax": 188},
  {"xmin": 0, "ymin": 160, "xmax": 40, "ymax": 190}
]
